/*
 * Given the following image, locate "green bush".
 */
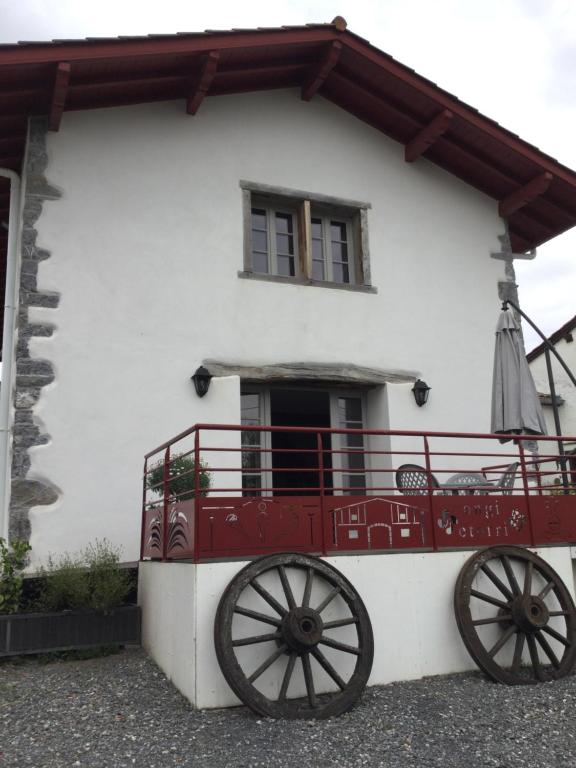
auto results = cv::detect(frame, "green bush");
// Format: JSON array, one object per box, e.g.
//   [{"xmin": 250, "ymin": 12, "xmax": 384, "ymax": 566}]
[
  {"xmin": 38, "ymin": 539, "xmax": 133, "ymax": 613},
  {"xmin": 147, "ymin": 453, "xmax": 211, "ymax": 501},
  {"xmin": 0, "ymin": 538, "xmax": 31, "ymax": 614}
]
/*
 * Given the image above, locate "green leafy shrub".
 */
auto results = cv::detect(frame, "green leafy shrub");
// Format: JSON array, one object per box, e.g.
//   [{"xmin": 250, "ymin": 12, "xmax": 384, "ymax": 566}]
[
  {"xmin": 0, "ymin": 538, "xmax": 31, "ymax": 614},
  {"xmin": 38, "ymin": 539, "xmax": 133, "ymax": 613},
  {"xmin": 147, "ymin": 453, "xmax": 211, "ymax": 501}
]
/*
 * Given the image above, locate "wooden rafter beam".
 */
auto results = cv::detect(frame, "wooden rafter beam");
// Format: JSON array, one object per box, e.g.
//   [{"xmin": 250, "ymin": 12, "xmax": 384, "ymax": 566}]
[
  {"xmin": 186, "ymin": 50, "xmax": 220, "ymax": 115},
  {"xmin": 301, "ymin": 40, "xmax": 342, "ymax": 101},
  {"xmin": 405, "ymin": 109, "xmax": 453, "ymax": 162},
  {"xmin": 499, "ymin": 172, "xmax": 554, "ymax": 218},
  {"xmin": 48, "ymin": 62, "xmax": 71, "ymax": 131}
]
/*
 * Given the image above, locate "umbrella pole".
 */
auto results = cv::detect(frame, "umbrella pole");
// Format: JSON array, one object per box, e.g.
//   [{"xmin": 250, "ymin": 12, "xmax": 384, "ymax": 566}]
[{"xmin": 503, "ymin": 298, "xmax": 574, "ymax": 492}]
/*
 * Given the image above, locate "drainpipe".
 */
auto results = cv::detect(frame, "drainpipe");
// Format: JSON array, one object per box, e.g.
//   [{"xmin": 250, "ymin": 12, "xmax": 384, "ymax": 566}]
[{"xmin": 0, "ymin": 168, "xmax": 22, "ymax": 542}]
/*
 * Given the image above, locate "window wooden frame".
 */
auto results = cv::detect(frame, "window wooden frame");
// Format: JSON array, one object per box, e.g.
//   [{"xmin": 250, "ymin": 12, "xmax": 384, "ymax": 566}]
[{"xmin": 240, "ymin": 181, "xmax": 375, "ymax": 292}]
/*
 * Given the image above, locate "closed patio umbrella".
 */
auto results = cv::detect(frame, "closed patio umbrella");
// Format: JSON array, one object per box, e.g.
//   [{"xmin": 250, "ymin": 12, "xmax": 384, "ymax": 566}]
[{"xmin": 491, "ymin": 308, "xmax": 547, "ymax": 439}]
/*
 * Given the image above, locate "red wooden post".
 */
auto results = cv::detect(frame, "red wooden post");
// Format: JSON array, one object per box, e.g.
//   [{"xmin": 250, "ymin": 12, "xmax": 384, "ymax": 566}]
[
  {"xmin": 139, "ymin": 457, "xmax": 148, "ymax": 561},
  {"xmin": 193, "ymin": 429, "xmax": 201, "ymax": 564},
  {"xmin": 423, "ymin": 436, "xmax": 438, "ymax": 551},
  {"xmin": 518, "ymin": 440, "xmax": 535, "ymax": 546},
  {"xmin": 317, "ymin": 432, "xmax": 327, "ymax": 556},
  {"xmin": 162, "ymin": 447, "xmax": 171, "ymax": 561}
]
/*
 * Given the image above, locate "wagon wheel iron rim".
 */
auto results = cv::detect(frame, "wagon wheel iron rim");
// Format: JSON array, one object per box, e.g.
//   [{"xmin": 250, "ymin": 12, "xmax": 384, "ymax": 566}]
[
  {"xmin": 454, "ymin": 545, "xmax": 576, "ymax": 685},
  {"xmin": 214, "ymin": 552, "xmax": 374, "ymax": 718}
]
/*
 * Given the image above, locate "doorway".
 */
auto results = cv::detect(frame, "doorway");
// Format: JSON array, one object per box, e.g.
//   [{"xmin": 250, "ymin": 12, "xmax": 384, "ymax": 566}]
[
  {"xmin": 240, "ymin": 385, "xmax": 368, "ymax": 496},
  {"xmin": 270, "ymin": 389, "xmax": 333, "ymax": 495}
]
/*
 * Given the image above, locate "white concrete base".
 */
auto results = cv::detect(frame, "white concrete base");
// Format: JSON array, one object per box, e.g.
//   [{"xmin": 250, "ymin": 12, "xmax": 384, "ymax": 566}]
[{"xmin": 138, "ymin": 548, "xmax": 575, "ymax": 710}]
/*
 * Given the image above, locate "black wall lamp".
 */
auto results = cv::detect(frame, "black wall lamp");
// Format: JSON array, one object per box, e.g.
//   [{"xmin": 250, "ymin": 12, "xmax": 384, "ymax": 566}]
[
  {"xmin": 412, "ymin": 379, "xmax": 431, "ymax": 407},
  {"xmin": 191, "ymin": 366, "xmax": 212, "ymax": 398}
]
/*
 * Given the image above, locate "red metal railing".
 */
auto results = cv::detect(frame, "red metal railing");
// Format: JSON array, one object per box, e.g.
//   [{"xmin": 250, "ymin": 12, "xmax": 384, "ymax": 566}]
[{"xmin": 140, "ymin": 424, "xmax": 576, "ymax": 562}]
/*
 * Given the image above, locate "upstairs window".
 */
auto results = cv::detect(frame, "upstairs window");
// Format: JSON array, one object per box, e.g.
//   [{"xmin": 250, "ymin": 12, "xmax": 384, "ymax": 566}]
[{"xmin": 241, "ymin": 182, "xmax": 373, "ymax": 291}]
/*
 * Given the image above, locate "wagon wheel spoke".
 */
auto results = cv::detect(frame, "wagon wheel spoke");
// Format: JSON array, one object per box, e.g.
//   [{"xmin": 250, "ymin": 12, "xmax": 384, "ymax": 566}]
[
  {"xmin": 301, "ymin": 653, "xmax": 317, "ymax": 709},
  {"xmin": 541, "ymin": 625, "xmax": 570, "ymax": 647},
  {"xmin": 311, "ymin": 648, "xmax": 347, "ymax": 691},
  {"xmin": 535, "ymin": 631, "xmax": 561, "ymax": 669},
  {"xmin": 511, "ymin": 631, "xmax": 525, "ymax": 675},
  {"xmin": 487, "ymin": 625, "xmax": 516, "ymax": 658},
  {"xmin": 247, "ymin": 644, "xmax": 287, "ymax": 683},
  {"xmin": 233, "ymin": 605, "xmax": 282, "ymax": 627},
  {"xmin": 501, "ymin": 555, "xmax": 521, "ymax": 597},
  {"xmin": 480, "ymin": 563, "xmax": 513, "ymax": 601},
  {"xmin": 277, "ymin": 566, "xmax": 297, "ymax": 610},
  {"xmin": 538, "ymin": 581, "xmax": 555, "ymax": 600},
  {"xmin": 315, "ymin": 586, "xmax": 341, "ymax": 614},
  {"xmin": 278, "ymin": 652, "xmax": 297, "ymax": 702},
  {"xmin": 526, "ymin": 634, "xmax": 545, "ymax": 681},
  {"xmin": 454, "ymin": 546, "xmax": 576, "ymax": 685},
  {"xmin": 232, "ymin": 632, "xmax": 282, "ymax": 647},
  {"xmin": 302, "ymin": 567, "xmax": 314, "ymax": 608},
  {"xmin": 470, "ymin": 589, "xmax": 509, "ymax": 609},
  {"xmin": 472, "ymin": 614, "xmax": 512, "ymax": 626},
  {"xmin": 523, "ymin": 560, "xmax": 533, "ymax": 597},
  {"xmin": 215, "ymin": 553, "xmax": 374, "ymax": 719},
  {"xmin": 319, "ymin": 636, "xmax": 361, "ymax": 656},
  {"xmin": 250, "ymin": 579, "xmax": 288, "ymax": 617},
  {"xmin": 323, "ymin": 617, "xmax": 359, "ymax": 629}
]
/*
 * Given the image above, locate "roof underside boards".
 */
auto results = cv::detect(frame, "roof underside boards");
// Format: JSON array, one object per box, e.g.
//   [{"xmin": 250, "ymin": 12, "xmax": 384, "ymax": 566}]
[{"xmin": 1, "ymin": 20, "xmax": 576, "ymax": 351}]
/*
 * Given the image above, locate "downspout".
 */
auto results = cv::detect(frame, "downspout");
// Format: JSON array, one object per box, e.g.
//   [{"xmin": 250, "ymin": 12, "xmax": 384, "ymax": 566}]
[{"xmin": 0, "ymin": 168, "xmax": 22, "ymax": 542}]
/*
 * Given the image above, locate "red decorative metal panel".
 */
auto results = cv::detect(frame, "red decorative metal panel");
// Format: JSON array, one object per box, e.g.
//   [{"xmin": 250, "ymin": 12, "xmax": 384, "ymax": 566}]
[
  {"xmin": 165, "ymin": 501, "xmax": 195, "ymax": 559},
  {"xmin": 142, "ymin": 504, "xmax": 163, "ymax": 559},
  {"xmin": 432, "ymin": 496, "xmax": 532, "ymax": 548},
  {"xmin": 529, "ymin": 496, "xmax": 576, "ymax": 545},
  {"xmin": 324, "ymin": 496, "xmax": 431, "ymax": 552},
  {"xmin": 196, "ymin": 497, "xmax": 323, "ymax": 558}
]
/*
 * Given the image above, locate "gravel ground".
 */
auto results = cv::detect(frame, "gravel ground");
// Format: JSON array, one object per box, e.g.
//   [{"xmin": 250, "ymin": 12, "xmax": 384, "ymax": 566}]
[{"xmin": 1, "ymin": 647, "xmax": 575, "ymax": 768}]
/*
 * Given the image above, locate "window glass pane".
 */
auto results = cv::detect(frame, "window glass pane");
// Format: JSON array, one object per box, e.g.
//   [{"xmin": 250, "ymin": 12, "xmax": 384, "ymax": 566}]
[
  {"xmin": 276, "ymin": 233, "xmax": 294, "ymax": 255},
  {"xmin": 251, "ymin": 209, "xmax": 267, "ymax": 230},
  {"xmin": 340, "ymin": 397, "xmax": 362, "ymax": 423},
  {"xmin": 275, "ymin": 212, "xmax": 293, "ymax": 234},
  {"xmin": 311, "ymin": 218, "xmax": 323, "ymax": 238},
  {"xmin": 331, "ymin": 242, "xmax": 349, "ymax": 264},
  {"xmin": 242, "ymin": 392, "xmax": 262, "ymax": 496},
  {"xmin": 344, "ymin": 475, "xmax": 365, "ymax": 495},
  {"xmin": 253, "ymin": 252, "xmax": 268, "ymax": 274},
  {"xmin": 252, "ymin": 230, "xmax": 267, "ymax": 253},
  {"xmin": 337, "ymin": 396, "xmax": 366, "ymax": 492},
  {"xmin": 312, "ymin": 260, "xmax": 325, "ymax": 280},
  {"xmin": 330, "ymin": 221, "xmax": 347, "ymax": 241},
  {"xmin": 277, "ymin": 255, "xmax": 295, "ymax": 277},
  {"xmin": 332, "ymin": 263, "xmax": 349, "ymax": 284}
]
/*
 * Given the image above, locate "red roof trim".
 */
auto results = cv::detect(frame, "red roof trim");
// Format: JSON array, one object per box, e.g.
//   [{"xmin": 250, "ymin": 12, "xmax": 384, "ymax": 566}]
[{"xmin": 527, "ymin": 316, "xmax": 576, "ymax": 362}]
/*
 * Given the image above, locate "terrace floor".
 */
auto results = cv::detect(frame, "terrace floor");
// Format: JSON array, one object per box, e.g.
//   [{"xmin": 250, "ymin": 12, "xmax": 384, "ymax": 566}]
[{"xmin": 1, "ymin": 647, "xmax": 574, "ymax": 767}]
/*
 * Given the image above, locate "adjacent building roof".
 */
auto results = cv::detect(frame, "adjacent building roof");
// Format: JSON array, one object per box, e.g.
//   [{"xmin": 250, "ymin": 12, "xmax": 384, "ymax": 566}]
[
  {"xmin": 527, "ymin": 315, "xmax": 576, "ymax": 362},
  {"xmin": 2, "ymin": 17, "xmax": 576, "ymax": 333}
]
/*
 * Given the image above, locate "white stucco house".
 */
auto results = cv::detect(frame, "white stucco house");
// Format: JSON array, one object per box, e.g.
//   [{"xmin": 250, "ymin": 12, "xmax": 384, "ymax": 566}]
[
  {"xmin": 1, "ymin": 18, "xmax": 576, "ymax": 570},
  {"xmin": 528, "ymin": 315, "xmax": 576, "ymax": 484}
]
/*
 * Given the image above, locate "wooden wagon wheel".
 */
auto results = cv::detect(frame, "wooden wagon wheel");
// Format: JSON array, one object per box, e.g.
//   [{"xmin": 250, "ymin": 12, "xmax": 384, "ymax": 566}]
[
  {"xmin": 454, "ymin": 545, "xmax": 576, "ymax": 684},
  {"xmin": 214, "ymin": 552, "xmax": 374, "ymax": 719}
]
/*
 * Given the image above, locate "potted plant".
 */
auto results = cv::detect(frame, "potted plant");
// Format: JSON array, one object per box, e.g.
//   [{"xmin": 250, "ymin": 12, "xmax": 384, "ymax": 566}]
[
  {"xmin": 0, "ymin": 539, "xmax": 140, "ymax": 657},
  {"xmin": 146, "ymin": 453, "xmax": 211, "ymax": 501}
]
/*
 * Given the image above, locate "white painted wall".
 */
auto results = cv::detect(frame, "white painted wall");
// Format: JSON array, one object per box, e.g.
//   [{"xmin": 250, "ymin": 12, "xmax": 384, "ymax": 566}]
[
  {"xmin": 139, "ymin": 547, "xmax": 575, "ymax": 709},
  {"xmin": 23, "ymin": 89, "xmax": 508, "ymax": 563}
]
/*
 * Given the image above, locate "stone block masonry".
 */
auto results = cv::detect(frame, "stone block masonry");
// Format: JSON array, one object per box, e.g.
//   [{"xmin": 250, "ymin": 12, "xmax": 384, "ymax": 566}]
[{"xmin": 9, "ymin": 118, "xmax": 60, "ymax": 541}]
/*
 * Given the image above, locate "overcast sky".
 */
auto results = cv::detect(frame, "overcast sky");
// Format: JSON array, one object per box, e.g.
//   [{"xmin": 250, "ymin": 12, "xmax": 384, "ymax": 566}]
[{"xmin": 1, "ymin": 0, "xmax": 574, "ymax": 350}]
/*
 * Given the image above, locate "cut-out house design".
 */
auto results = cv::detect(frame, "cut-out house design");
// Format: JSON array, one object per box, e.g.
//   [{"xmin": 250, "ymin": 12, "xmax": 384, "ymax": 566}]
[{"xmin": 332, "ymin": 498, "xmax": 427, "ymax": 550}]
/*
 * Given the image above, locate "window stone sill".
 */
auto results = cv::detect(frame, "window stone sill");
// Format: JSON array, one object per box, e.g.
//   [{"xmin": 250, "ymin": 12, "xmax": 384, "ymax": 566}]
[{"xmin": 237, "ymin": 271, "xmax": 377, "ymax": 294}]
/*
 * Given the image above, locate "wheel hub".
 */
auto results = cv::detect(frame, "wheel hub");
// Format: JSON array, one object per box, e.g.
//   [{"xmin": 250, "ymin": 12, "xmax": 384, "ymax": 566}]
[
  {"xmin": 281, "ymin": 607, "xmax": 324, "ymax": 653},
  {"xmin": 511, "ymin": 595, "xmax": 550, "ymax": 633}
]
